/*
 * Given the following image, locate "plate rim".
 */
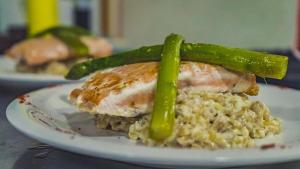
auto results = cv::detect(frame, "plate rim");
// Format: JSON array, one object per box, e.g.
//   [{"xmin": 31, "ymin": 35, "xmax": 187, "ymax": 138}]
[
  {"xmin": 6, "ymin": 83, "xmax": 300, "ymax": 168},
  {"xmin": 0, "ymin": 57, "xmax": 69, "ymax": 83}
]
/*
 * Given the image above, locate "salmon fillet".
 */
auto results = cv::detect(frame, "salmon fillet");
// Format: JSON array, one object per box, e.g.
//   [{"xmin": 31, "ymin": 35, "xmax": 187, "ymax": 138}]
[
  {"xmin": 6, "ymin": 36, "xmax": 112, "ymax": 66},
  {"xmin": 69, "ymin": 62, "xmax": 259, "ymax": 117}
]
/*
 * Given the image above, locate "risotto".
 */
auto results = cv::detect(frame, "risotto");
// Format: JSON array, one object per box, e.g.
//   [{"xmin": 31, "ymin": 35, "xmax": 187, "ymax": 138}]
[
  {"xmin": 16, "ymin": 58, "xmax": 88, "ymax": 76},
  {"xmin": 95, "ymin": 90, "xmax": 281, "ymax": 149}
]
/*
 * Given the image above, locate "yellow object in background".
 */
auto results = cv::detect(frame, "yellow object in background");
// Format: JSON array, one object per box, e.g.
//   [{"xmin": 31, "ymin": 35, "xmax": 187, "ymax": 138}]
[{"xmin": 27, "ymin": 0, "xmax": 59, "ymax": 35}]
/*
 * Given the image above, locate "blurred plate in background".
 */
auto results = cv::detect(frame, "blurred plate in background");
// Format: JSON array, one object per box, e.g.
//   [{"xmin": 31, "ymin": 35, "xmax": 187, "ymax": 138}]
[
  {"xmin": 0, "ymin": 57, "xmax": 71, "ymax": 90},
  {"xmin": 0, "ymin": 44, "xmax": 129, "ymax": 90}
]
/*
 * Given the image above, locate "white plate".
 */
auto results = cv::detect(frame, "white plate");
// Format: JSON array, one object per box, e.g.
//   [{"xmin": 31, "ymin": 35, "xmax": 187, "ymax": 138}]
[
  {"xmin": 6, "ymin": 84, "xmax": 300, "ymax": 168},
  {"xmin": 0, "ymin": 57, "xmax": 71, "ymax": 89}
]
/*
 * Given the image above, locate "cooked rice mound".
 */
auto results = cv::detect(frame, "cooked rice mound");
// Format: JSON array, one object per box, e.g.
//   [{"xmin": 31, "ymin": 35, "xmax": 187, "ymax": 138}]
[
  {"xmin": 16, "ymin": 58, "xmax": 88, "ymax": 75},
  {"xmin": 95, "ymin": 91, "xmax": 281, "ymax": 149},
  {"xmin": 95, "ymin": 114, "xmax": 139, "ymax": 132}
]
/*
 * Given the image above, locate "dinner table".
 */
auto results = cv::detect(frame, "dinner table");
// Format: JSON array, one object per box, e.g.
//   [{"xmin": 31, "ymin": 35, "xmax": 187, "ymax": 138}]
[{"xmin": 1, "ymin": 49, "xmax": 300, "ymax": 169}]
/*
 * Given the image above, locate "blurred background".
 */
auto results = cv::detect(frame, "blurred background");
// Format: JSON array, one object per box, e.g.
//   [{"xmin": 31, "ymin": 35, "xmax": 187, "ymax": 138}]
[{"xmin": 0, "ymin": 0, "xmax": 297, "ymax": 52}]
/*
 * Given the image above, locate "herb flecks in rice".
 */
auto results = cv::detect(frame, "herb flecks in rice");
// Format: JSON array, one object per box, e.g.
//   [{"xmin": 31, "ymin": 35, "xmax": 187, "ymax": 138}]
[{"xmin": 95, "ymin": 91, "xmax": 281, "ymax": 149}]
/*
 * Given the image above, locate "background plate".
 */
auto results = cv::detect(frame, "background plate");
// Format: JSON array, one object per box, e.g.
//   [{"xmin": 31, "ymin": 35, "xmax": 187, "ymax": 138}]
[{"xmin": 0, "ymin": 57, "xmax": 71, "ymax": 89}]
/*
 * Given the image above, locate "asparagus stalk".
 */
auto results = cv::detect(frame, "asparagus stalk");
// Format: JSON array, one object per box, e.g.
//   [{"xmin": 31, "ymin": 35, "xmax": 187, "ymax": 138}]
[
  {"xmin": 53, "ymin": 31, "xmax": 89, "ymax": 57},
  {"xmin": 66, "ymin": 45, "xmax": 163, "ymax": 79},
  {"xmin": 181, "ymin": 44, "xmax": 288, "ymax": 80},
  {"xmin": 31, "ymin": 26, "xmax": 91, "ymax": 37},
  {"xmin": 149, "ymin": 34, "xmax": 184, "ymax": 141},
  {"xmin": 65, "ymin": 43, "xmax": 288, "ymax": 80}
]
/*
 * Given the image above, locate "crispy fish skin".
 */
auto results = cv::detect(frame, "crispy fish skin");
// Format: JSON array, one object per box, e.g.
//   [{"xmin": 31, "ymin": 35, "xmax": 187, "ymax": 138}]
[
  {"xmin": 69, "ymin": 62, "xmax": 259, "ymax": 117},
  {"xmin": 6, "ymin": 36, "xmax": 112, "ymax": 66}
]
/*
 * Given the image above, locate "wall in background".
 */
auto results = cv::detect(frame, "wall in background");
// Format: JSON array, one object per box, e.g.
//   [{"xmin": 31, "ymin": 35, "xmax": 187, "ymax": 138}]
[
  {"xmin": 0, "ymin": 0, "xmax": 75, "ymax": 32},
  {"xmin": 0, "ymin": 0, "xmax": 101, "ymax": 35},
  {"xmin": 123, "ymin": 0, "xmax": 297, "ymax": 49},
  {"xmin": 0, "ymin": 0, "xmax": 25, "ymax": 32},
  {"xmin": 0, "ymin": 0, "xmax": 297, "ymax": 49}
]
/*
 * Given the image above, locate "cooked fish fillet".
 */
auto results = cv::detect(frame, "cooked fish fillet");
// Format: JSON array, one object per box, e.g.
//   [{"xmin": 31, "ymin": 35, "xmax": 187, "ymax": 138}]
[
  {"xmin": 69, "ymin": 62, "xmax": 259, "ymax": 117},
  {"xmin": 6, "ymin": 36, "xmax": 112, "ymax": 66}
]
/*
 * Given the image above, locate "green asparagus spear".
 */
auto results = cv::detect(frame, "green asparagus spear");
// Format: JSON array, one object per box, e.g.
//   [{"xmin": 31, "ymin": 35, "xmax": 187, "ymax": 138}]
[
  {"xmin": 149, "ymin": 34, "xmax": 184, "ymax": 141},
  {"xmin": 31, "ymin": 26, "xmax": 91, "ymax": 37},
  {"xmin": 66, "ymin": 43, "xmax": 288, "ymax": 80},
  {"xmin": 32, "ymin": 26, "xmax": 90, "ymax": 57},
  {"xmin": 53, "ymin": 31, "xmax": 89, "ymax": 57},
  {"xmin": 181, "ymin": 43, "xmax": 288, "ymax": 80},
  {"xmin": 66, "ymin": 45, "xmax": 163, "ymax": 79}
]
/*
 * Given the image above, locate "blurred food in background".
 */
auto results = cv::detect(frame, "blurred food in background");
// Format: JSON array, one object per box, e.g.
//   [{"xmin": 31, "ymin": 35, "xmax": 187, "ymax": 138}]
[
  {"xmin": 6, "ymin": 26, "xmax": 112, "ymax": 75},
  {"xmin": 0, "ymin": 0, "xmax": 296, "ymax": 52},
  {"xmin": 0, "ymin": 0, "xmax": 299, "ymax": 86},
  {"xmin": 1, "ymin": 0, "xmax": 112, "ymax": 76}
]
